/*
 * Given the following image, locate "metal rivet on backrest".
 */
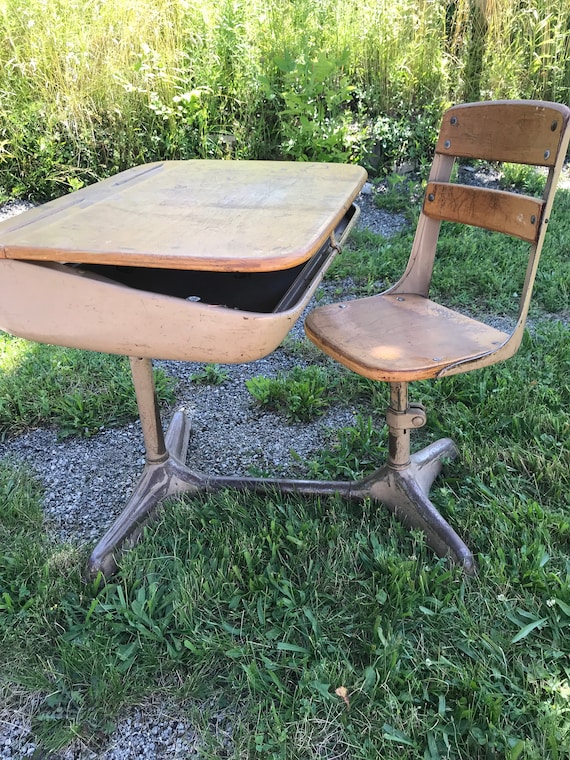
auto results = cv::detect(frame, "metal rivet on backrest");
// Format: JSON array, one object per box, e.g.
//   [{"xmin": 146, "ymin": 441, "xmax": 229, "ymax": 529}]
[
  {"xmin": 544, "ymin": 150, "xmax": 551, "ymax": 160},
  {"xmin": 551, "ymin": 120, "xmax": 558, "ymax": 131},
  {"xmin": 444, "ymin": 140, "xmax": 451, "ymax": 149},
  {"xmin": 450, "ymin": 116, "xmax": 458, "ymax": 125},
  {"xmin": 428, "ymin": 193, "xmax": 435, "ymax": 202},
  {"xmin": 530, "ymin": 215, "xmax": 537, "ymax": 224}
]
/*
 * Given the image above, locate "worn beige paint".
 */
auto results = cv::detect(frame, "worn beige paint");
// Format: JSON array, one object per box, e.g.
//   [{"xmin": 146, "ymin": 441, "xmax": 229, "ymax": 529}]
[
  {"xmin": 0, "ymin": 254, "xmax": 333, "ymax": 362},
  {"xmin": 0, "ymin": 160, "xmax": 366, "ymax": 361}
]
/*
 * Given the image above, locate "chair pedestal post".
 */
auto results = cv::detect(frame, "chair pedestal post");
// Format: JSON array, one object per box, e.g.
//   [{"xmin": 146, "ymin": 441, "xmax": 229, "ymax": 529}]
[
  {"xmin": 359, "ymin": 381, "xmax": 475, "ymax": 573},
  {"xmin": 387, "ymin": 382, "xmax": 413, "ymax": 468}
]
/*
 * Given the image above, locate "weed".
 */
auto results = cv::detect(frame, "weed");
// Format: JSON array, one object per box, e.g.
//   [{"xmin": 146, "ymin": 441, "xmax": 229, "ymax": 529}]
[
  {"xmin": 246, "ymin": 365, "xmax": 332, "ymax": 422},
  {"xmin": 499, "ymin": 163, "xmax": 547, "ymax": 195},
  {"xmin": 306, "ymin": 414, "xmax": 388, "ymax": 480},
  {"xmin": 264, "ymin": 48, "xmax": 360, "ymax": 163},
  {"xmin": 189, "ymin": 364, "xmax": 230, "ymax": 386},
  {"xmin": 373, "ymin": 173, "xmax": 425, "ymax": 215}
]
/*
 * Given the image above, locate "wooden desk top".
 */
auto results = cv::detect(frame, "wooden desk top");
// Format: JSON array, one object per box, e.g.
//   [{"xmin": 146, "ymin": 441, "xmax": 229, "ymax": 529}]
[{"xmin": 0, "ymin": 160, "xmax": 367, "ymax": 272}]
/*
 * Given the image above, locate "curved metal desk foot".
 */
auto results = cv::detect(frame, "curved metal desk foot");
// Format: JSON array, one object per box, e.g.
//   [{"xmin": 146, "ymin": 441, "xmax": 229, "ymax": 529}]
[{"xmin": 86, "ymin": 434, "xmax": 201, "ymax": 579}]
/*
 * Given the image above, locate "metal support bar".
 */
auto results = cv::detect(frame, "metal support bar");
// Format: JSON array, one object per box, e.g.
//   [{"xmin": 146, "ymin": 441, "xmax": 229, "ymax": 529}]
[
  {"xmin": 86, "ymin": 374, "xmax": 476, "ymax": 579},
  {"xmin": 129, "ymin": 357, "xmax": 168, "ymax": 464}
]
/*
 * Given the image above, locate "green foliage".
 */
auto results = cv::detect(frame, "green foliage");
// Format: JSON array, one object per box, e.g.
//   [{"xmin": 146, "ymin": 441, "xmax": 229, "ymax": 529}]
[
  {"xmin": 1, "ymin": 0, "xmax": 569, "ymax": 199},
  {"xmin": 0, "ymin": 335, "xmax": 175, "ymax": 438},
  {"xmin": 373, "ymin": 173, "xmax": 425, "ymax": 214},
  {"xmin": 306, "ymin": 414, "xmax": 389, "ymax": 480},
  {"xmin": 262, "ymin": 48, "xmax": 360, "ymax": 163},
  {"xmin": 189, "ymin": 363, "xmax": 230, "ymax": 386},
  {"xmin": 246, "ymin": 365, "xmax": 333, "ymax": 422},
  {"xmin": 499, "ymin": 163, "xmax": 547, "ymax": 195},
  {"xmin": 1, "ymin": 352, "xmax": 569, "ymax": 756},
  {"xmin": 363, "ymin": 109, "xmax": 440, "ymax": 175}
]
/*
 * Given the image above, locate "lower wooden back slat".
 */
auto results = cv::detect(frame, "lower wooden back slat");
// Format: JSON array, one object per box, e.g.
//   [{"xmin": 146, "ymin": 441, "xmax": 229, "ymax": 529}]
[{"xmin": 422, "ymin": 182, "xmax": 544, "ymax": 243}]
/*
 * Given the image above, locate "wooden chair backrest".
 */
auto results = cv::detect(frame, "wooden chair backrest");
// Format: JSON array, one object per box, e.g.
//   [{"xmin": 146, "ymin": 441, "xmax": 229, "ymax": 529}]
[{"xmin": 390, "ymin": 101, "xmax": 570, "ymax": 358}]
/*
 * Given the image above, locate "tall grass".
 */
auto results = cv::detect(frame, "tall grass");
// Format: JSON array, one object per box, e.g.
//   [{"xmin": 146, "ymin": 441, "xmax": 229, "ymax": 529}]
[
  {"xmin": 1, "ymin": 0, "xmax": 569, "ymax": 200},
  {"xmin": 1, "ymin": 0, "xmax": 188, "ymax": 196}
]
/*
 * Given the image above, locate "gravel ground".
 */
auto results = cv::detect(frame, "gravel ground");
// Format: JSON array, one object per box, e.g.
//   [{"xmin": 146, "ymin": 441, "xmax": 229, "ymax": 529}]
[{"xmin": 0, "ymin": 183, "xmax": 406, "ymax": 759}]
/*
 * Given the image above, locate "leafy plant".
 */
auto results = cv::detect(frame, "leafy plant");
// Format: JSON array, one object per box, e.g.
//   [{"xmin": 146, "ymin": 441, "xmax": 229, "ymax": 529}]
[
  {"xmin": 363, "ymin": 109, "xmax": 440, "ymax": 176},
  {"xmin": 499, "ymin": 162, "xmax": 547, "ymax": 195},
  {"xmin": 189, "ymin": 363, "xmax": 230, "ymax": 386},
  {"xmin": 1, "ymin": 0, "xmax": 569, "ymax": 199},
  {"xmin": 246, "ymin": 365, "xmax": 332, "ymax": 422},
  {"xmin": 263, "ymin": 47, "xmax": 360, "ymax": 163}
]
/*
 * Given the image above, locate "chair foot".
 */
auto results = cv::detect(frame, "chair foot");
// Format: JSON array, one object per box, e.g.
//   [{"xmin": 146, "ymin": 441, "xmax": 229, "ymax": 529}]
[
  {"xmin": 361, "ymin": 439, "xmax": 475, "ymax": 573},
  {"xmin": 206, "ymin": 437, "xmax": 475, "ymax": 574},
  {"xmin": 164, "ymin": 408, "xmax": 192, "ymax": 461}
]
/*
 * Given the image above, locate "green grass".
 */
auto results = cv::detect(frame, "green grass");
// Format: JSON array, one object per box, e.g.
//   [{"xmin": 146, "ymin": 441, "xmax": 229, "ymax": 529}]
[
  {"xmin": 1, "ymin": 374, "xmax": 569, "ymax": 756},
  {"xmin": 0, "ymin": 336, "xmax": 175, "ymax": 439}
]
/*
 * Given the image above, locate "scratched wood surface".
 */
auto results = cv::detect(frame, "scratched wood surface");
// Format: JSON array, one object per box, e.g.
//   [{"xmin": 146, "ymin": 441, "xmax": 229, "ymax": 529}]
[
  {"xmin": 435, "ymin": 100, "xmax": 568, "ymax": 165},
  {"xmin": 0, "ymin": 160, "xmax": 367, "ymax": 272},
  {"xmin": 423, "ymin": 182, "xmax": 544, "ymax": 243}
]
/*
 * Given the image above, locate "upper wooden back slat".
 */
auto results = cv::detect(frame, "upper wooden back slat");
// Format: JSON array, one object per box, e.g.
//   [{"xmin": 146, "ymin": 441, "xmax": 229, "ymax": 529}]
[
  {"xmin": 435, "ymin": 100, "xmax": 570, "ymax": 166},
  {"xmin": 423, "ymin": 182, "xmax": 545, "ymax": 243}
]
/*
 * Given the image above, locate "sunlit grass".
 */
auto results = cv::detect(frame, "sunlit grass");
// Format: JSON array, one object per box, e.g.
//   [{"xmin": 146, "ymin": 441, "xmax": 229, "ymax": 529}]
[
  {"xmin": 0, "ymin": 334, "xmax": 175, "ymax": 438},
  {"xmin": 1, "ymin": 429, "xmax": 569, "ymax": 755}
]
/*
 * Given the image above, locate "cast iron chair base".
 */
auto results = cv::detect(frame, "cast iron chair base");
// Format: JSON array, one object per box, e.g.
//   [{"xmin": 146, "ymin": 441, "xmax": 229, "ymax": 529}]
[{"xmin": 86, "ymin": 359, "xmax": 475, "ymax": 579}]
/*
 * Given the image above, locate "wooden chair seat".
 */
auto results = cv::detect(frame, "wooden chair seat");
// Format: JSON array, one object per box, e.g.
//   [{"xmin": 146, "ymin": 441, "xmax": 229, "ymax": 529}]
[{"xmin": 305, "ymin": 293, "xmax": 510, "ymax": 381}]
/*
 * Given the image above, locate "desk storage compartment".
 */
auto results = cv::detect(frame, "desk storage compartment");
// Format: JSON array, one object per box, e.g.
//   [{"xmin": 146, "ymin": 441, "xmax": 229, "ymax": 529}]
[
  {"xmin": 78, "ymin": 204, "xmax": 358, "ymax": 313},
  {"xmin": 0, "ymin": 205, "xmax": 358, "ymax": 363},
  {"xmin": 77, "ymin": 262, "xmax": 307, "ymax": 313}
]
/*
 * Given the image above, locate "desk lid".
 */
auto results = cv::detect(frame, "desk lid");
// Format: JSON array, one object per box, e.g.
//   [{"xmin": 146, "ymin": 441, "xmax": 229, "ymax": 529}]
[{"xmin": 0, "ymin": 161, "xmax": 367, "ymax": 272}]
